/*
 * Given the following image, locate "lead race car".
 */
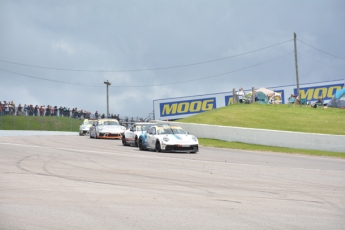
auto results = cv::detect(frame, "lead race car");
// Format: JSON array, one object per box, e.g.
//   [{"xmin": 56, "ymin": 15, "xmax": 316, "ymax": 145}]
[
  {"xmin": 89, "ymin": 118, "xmax": 126, "ymax": 139},
  {"xmin": 138, "ymin": 124, "xmax": 199, "ymax": 153},
  {"xmin": 122, "ymin": 122, "xmax": 155, "ymax": 147}
]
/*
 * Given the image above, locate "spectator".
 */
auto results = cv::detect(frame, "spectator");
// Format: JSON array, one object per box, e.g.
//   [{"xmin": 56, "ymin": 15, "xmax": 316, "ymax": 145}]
[
  {"xmin": 24, "ymin": 104, "xmax": 29, "ymax": 116},
  {"xmin": 45, "ymin": 105, "xmax": 51, "ymax": 116},
  {"xmin": 288, "ymin": 94, "xmax": 299, "ymax": 104},
  {"xmin": 50, "ymin": 106, "xmax": 55, "ymax": 116},
  {"xmin": 312, "ymin": 97, "xmax": 323, "ymax": 108},
  {"xmin": 59, "ymin": 106, "xmax": 63, "ymax": 116},
  {"xmin": 95, "ymin": 111, "xmax": 99, "ymax": 119},
  {"xmin": 39, "ymin": 106, "xmax": 45, "ymax": 116},
  {"xmin": 4, "ymin": 103, "xmax": 10, "ymax": 116},
  {"xmin": 28, "ymin": 105, "xmax": 34, "ymax": 116},
  {"xmin": 17, "ymin": 104, "xmax": 23, "ymax": 116},
  {"xmin": 63, "ymin": 107, "xmax": 67, "ymax": 117},
  {"xmin": 9, "ymin": 101, "xmax": 15, "ymax": 115},
  {"xmin": 54, "ymin": 106, "xmax": 58, "ymax": 116},
  {"xmin": 236, "ymin": 88, "xmax": 245, "ymax": 103},
  {"xmin": 72, "ymin": 108, "xmax": 76, "ymax": 118},
  {"xmin": 0, "ymin": 102, "xmax": 3, "ymax": 116},
  {"xmin": 101, "ymin": 113, "xmax": 105, "ymax": 118},
  {"xmin": 34, "ymin": 105, "xmax": 39, "ymax": 116}
]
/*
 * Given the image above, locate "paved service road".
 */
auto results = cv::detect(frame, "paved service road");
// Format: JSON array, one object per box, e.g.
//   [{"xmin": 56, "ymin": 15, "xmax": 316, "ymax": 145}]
[{"xmin": 1, "ymin": 134, "xmax": 344, "ymax": 230}]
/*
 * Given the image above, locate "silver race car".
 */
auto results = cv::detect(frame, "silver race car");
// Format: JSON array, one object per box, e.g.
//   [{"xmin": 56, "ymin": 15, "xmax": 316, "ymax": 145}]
[{"xmin": 90, "ymin": 119, "xmax": 126, "ymax": 139}]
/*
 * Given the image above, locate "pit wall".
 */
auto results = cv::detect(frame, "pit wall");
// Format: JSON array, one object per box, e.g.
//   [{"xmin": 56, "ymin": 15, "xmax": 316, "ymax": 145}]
[{"xmin": 155, "ymin": 121, "xmax": 345, "ymax": 153}]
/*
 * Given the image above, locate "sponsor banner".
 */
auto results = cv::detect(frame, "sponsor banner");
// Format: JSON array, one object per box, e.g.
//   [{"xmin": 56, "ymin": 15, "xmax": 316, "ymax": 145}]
[
  {"xmin": 295, "ymin": 84, "xmax": 343, "ymax": 101},
  {"xmin": 224, "ymin": 95, "xmax": 234, "ymax": 106},
  {"xmin": 275, "ymin": 89, "xmax": 285, "ymax": 104},
  {"xmin": 160, "ymin": 98, "xmax": 216, "ymax": 117}
]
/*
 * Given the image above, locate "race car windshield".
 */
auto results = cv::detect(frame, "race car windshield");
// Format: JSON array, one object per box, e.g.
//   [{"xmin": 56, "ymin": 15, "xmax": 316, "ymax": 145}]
[
  {"xmin": 141, "ymin": 125, "xmax": 151, "ymax": 131},
  {"xmin": 170, "ymin": 127, "xmax": 186, "ymax": 134},
  {"xmin": 158, "ymin": 127, "xmax": 186, "ymax": 135},
  {"xmin": 102, "ymin": 121, "xmax": 119, "ymax": 125}
]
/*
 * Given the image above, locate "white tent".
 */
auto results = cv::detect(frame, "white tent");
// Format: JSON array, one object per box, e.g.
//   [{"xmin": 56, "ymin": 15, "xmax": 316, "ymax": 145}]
[
  {"xmin": 255, "ymin": 88, "xmax": 282, "ymax": 104},
  {"xmin": 255, "ymin": 88, "xmax": 277, "ymax": 96}
]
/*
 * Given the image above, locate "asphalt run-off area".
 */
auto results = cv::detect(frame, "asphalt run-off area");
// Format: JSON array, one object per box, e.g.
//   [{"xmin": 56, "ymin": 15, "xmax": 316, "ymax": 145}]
[{"xmin": 1, "ymin": 131, "xmax": 344, "ymax": 230}]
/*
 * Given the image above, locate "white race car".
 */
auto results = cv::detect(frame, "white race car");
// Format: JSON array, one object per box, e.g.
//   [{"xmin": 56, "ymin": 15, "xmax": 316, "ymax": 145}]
[
  {"xmin": 138, "ymin": 124, "xmax": 199, "ymax": 153},
  {"xmin": 79, "ymin": 119, "xmax": 97, "ymax": 136},
  {"xmin": 122, "ymin": 122, "xmax": 155, "ymax": 147},
  {"xmin": 89, "ymin": 119, "xmax": 126, "ymax": 139}
]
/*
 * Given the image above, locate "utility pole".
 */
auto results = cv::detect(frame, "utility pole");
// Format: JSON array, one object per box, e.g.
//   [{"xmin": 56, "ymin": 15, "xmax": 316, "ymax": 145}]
[
  {"xmin": 104, "ymin": 80, "xmax": 111, "ymax": 116},
  {"xmin": 294, "ymin": 33, "xmax": 300, "ymax": 98}
]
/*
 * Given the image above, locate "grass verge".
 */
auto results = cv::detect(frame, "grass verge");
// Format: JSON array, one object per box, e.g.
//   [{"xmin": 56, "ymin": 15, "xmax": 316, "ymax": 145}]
[
  {"xmin": 0, "ymin": 116, "xmax": 80, "ymax": 132},
  {"xmin": 199, "ymin": 138, "xmax": 345, "ymax": 158},
  {"xmin": 180, "ymin": 104, "xmax": 345, "ymax": 135}
]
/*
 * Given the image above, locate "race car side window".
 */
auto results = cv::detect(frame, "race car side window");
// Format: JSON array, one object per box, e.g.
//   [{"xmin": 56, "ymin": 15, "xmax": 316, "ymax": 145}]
[{"xmin": 148, "ymin": 127, "xmax": 156, "ymax": 135}]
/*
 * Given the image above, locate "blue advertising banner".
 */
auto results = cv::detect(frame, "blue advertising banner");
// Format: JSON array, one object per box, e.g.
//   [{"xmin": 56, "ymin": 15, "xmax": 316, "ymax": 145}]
[
  {"xmin": 295, "ymin": 84, "xmax": 343, "ymax": 101},
  {"xmin": 160, "ymin": 97, "xmax": 216, "ymax": 117}
]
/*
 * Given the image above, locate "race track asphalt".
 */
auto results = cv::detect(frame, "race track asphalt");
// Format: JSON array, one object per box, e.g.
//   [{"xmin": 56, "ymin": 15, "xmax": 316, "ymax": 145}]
[{"xmin": 0, "ymin": 131, "xmax": 344, "ymax": 230}]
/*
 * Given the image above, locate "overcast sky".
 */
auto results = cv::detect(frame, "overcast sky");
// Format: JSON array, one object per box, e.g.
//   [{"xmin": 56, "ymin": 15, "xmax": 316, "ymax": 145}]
[{"xmin": 1, "ymin": 0, "xmax": 344, "ymax": 119}]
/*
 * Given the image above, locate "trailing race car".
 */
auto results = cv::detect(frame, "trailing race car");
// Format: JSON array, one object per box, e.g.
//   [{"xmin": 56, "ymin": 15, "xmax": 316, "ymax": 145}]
[
  {"xmin": 138, "ymin": 124, "xmax": 199, "ymax": 153},
  {"xmin": 122, "ymin": 122, "xmax": 155, "ymax": 146},
  {"xmin": 79, "ymin": 119, "xmax": 97, "ymax": 136},
  {"xmin": 89, "ymin": 118, "xmax": 126, "ymax": 139}
]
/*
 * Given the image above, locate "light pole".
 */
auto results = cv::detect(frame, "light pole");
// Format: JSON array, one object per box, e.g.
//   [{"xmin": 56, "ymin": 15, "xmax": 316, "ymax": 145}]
[
  {"xmin": 294, "ymin": 33, "xmax": 300, "ymax": 98},
  {"xmin": 104, "ymin": 80, "xmax": 111, "ymax": 117}
]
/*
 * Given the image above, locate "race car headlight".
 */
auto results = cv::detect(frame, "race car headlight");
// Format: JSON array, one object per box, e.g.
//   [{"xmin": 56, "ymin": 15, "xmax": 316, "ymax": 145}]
[
  {"xmin": 99, "ymin": 126, "xmax": 103, "ymax": 130},
  {"xmin": 192, "ymin": 136, "xmax": 197, "ymax": 142},
  {"xmin": 163, "ymin": 137, "xmax": 169, "ymax": 142}
]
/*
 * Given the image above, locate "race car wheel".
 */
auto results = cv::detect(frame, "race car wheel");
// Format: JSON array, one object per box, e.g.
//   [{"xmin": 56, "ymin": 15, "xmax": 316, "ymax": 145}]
[
  {"xmin": 155, "ymin": 141, "xmax": 161, "ymax": 152},
  {"xmin": 122, "ymin": 136, "xmax": 128, "ymax": 146},
  {"xmin": 139, "ymin": 138, "xmax": 145, "ymax": 151},
  {"xmin": 134, "ymin": 136, "xmax": 138, "ymax": 147}
]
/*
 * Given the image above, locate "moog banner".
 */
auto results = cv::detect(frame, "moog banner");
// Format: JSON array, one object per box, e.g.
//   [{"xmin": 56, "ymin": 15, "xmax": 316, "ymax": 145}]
[{"xmin": 159, "ymin": 98, "xmax": 216, "ymax": 118}]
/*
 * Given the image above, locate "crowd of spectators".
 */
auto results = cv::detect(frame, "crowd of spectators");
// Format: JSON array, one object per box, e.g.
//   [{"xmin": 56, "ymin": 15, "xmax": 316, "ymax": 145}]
[
  {"xmin": 0, "ymin": 101, "xmax": 149, "ymax": 124},
  {"xmin": 0, "ymin": 101, "xmax": 92, "ymax": 119}
]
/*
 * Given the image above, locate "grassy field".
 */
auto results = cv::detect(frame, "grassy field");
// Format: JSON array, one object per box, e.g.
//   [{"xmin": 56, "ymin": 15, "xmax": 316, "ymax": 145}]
[
  {"xmin": 178, "ymin": 104, "xmax": 345, "ymax": 157},
  {"xmin": 0, "ymin": 116, "xmax": 80, "ymax": 132},
  {"xmin": 179, "ymin": 103, "xmax": 345, "ymax": 135}
]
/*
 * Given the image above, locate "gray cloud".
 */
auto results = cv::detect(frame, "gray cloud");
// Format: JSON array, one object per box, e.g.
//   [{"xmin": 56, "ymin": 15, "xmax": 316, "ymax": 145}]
[{"xmin": 1, "ymin": 0, "xmax": 344, "ymax": 118}]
